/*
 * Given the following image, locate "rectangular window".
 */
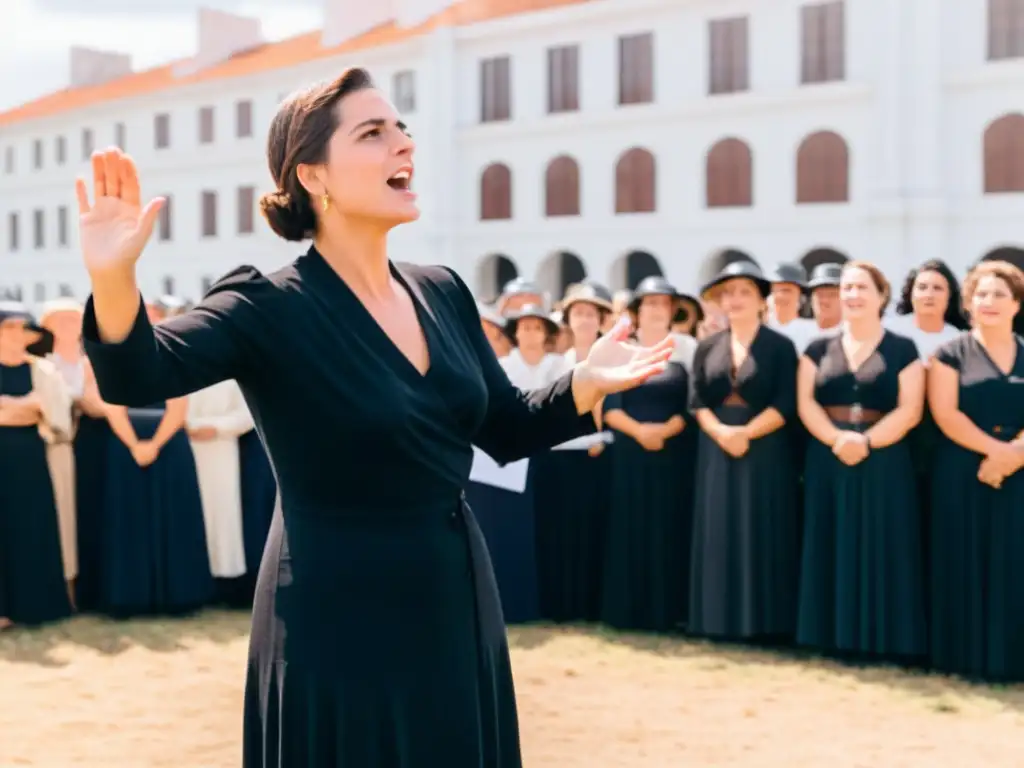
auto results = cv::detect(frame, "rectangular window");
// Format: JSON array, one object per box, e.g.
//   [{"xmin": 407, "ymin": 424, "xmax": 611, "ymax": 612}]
[
  {"xmin": 236, "ymin": 100, "xmax": 253, "ymax": 138},
  {"xmin": 55, "ymin": 135, "xmax": 66, "ymax": 165},
  {"xmin": 33, "ymin": 209, "xmax": 44, "ymax": 249},
  {"xmin": 547, "ymin": 45, "xmax": 580, "ymax": 113},
  {"xmin": 801, "ymin": 1, "xmax": 845, "ymax": 83},
  {"xmin": 201, "ymin": 190, "xmax": 218, "ymax": 237},
  {"xmin": 155, "ymin": 113, "xmax": 170, "ymax": 149},
  {"xmin": 158, "ymin": 195, "xmax": 172, "ymax": 241},
  {"xmin": 114, "ymin": 121, "xmax": 127, "ymax": 150},
  {"xmin": 82, "ymin": 128, "xmax": 94, "ymax": 159},
  {"xmin": 618, "ymin": 33, "xmax": 654, "ymax": 105},
  {"xmin": 708, "ymin": 17, "xmax": 750, "ymax": 95},
  {"xmin": 33, "ymin": 139, "xmax": 43, "ymax": 169},
  {"xmin": 480, "ymin": 56, "xmax": 511, "ymax": 123},
  {"xmin": 988, "ymin": 0, "xmax": 1024, "ymax": 60},
  {"xmin": 237, "ymin": 186, "xmax": 255, "ymax": 234},
  {"xmin": 57, "ymin": 206, "xmax": 68, "ymax": 247},
  {"xmin": 199, "ymin": 106, "xmax": 215, "ymax": 144},
  {"xmin": 8, "ymin": 212, "xmax": 19, "ymax": 251},
  {"xmin": 393, "ymin": 70, "xmax": 416, "ymax": 113}
]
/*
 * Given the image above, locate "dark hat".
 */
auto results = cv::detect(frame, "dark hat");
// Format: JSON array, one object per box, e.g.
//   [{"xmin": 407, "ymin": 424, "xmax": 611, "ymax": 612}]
[
  {"xmin": 769, "ymin": 262, "xmax": 808, "ymax": 289},
  {"xmin": 500, "ymin": 277, "xmax": 543, "ymax": 299},
  {"xmin": 0, "ymin": 301, "xmax": 53, "ymax": 356},
  {"xmin": 505, "ymin": 303, "xmax": 559, "ymax": 340},
  {"xmin": 808, "ymin": 263, "xmax": 843, "ymax": 289},
  {"xmin": 560, "ymin": 280, "xmax": 614, "ymax": 314},
  {"xmin": 700, "ymin": 261, "xmax": 772, "ymax": 299},
  {"xmin": 627, "ymin": 276, "xmax": 678, "ymax": 312}
]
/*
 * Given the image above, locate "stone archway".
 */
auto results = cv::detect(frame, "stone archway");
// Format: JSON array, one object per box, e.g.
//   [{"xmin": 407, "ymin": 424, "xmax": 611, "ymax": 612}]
[
  {"xmin": 474, "ymin": 254, "xmax": 518, "ymax": 302},
  {"xmin": 800, "ymin": 247, "xmax": 849, "ymax": 274},
  {"xmin": 698, "ymin": 248, "xmax": 758, "ymax": 284},
  {"xmin": 609, "ymin": 250, "xmax": 664, "ymax": 291},
  {"xmin": 535, "ymin": 251, "xmax": 587, "ymax": 300}
]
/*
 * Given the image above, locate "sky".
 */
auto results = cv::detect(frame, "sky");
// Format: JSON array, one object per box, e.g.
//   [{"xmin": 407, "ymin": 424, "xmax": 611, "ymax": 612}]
[{"xmin": 0, "ymin": 0, "xmax": 324, "ymax": 110}]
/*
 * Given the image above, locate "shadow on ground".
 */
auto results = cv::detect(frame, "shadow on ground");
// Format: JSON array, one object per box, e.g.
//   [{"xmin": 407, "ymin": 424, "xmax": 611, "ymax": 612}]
[{"xmin": 0, "ymin": 609, "xmax": 251, "ymax": 667}]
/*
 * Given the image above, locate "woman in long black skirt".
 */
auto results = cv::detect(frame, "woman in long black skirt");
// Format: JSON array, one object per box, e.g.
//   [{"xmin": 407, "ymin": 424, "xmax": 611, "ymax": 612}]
[
  {"xmin": 796, "ymin": 261, "xmax": 927, "ymax": 661},
  {"xmin": 688, "ymin": 262, "xmax": 801, "ymax": 641},
  {"xmin": 602, "ymin": 276, "xmax": 695, "ymax": 632},
  {"xmin": 535, "ymin": 282, "xmax": 614, "ymax": 622},
  {"xmin": 240, "ymin": 429, "xmax": 277, "ymax": 601},
  {"xmin": 928, "ymin": 260, "xmax": 1024, "ymax": 681},
  {"xmin": 78, "ymin": 78, "xmax": 672, "ymax": 765},
  {"xmin": 0, "ymin": 303, "xmax": 73, "ymax": 628},
  {"xmin": 99, "ymin": 398, "xmax": 213, "ymax": 616}
]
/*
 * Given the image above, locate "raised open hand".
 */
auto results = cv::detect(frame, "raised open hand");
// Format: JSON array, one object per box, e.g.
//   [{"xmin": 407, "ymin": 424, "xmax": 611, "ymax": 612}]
[
  {"xmin": 75, "ymin": 148, "xmax": 164, "ymax": 278},
  {"xmin": 578, "ymin": 315, "xmax": 675, "ymax": 397}
]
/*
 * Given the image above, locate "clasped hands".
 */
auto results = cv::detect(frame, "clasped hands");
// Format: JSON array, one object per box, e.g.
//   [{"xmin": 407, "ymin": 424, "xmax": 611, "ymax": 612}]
[
  {"xmin": 712, "ymin": 423, "xmax": 750, "ymax": 458},
  {"xmin": 832, "ymin": 430, "xmax": 870, "ymax": 466},
  {"xmin": 977, "ymin": 439, "xmax": 1024, "ymax": 490},
  {"xmin": 631, "ymin": 422, "xmax": 675, "ymax": 451},
  {"xmin": 130, "ymin": 440, "xmax": 159, "ymax": 467}
]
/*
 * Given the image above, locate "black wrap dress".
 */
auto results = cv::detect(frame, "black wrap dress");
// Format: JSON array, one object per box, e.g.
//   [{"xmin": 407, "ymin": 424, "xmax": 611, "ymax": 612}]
[{"xmin": 83, "ymin": 248, "xmax": 595, "ymax": 767}]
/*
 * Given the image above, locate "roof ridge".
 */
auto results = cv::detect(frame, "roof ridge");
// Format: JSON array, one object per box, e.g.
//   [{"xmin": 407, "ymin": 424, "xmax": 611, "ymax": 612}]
[{"xmin": 0, "ymin": 0, "xmax": 591, "ymax": 129}]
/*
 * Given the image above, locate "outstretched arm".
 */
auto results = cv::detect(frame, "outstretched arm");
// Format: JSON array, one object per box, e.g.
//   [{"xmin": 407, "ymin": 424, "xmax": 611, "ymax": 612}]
[
  {"xmin": 77, "ymin": 148, "xmax": 261, "ymax": 408},
  {"xmin": 82, "ymin": 268, "xmax": 262, "ymax": 407}
]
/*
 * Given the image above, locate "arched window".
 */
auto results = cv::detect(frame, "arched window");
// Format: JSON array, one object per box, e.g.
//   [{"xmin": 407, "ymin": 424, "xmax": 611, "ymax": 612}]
[
  {"xmin": 795, "ymin": 131, "xmax": 850, "ymax": 203},
  {"xmin": 614, "ymin": 148, "xmax": 656, "ymax": 213},
  {"xmin": 705, "ymin": 138, "xmax": 753, "ymax": 207},
  {"xmin": 983, "ymin": 114, "xmax": 1024, "ymax": 193},
  {"xmin": 479, "ymin": 163, "xmax": 512, "ymax": 220},
  {"xmin": 544, "ymin": 156, "xmax": 580, "ymax": 216}
]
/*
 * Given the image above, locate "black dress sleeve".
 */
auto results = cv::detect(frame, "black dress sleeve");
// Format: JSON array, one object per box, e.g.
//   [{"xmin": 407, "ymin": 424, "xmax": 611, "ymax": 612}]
[
  {"xmin": 803, "ymin": 336, "xmax": 830, "ymax": 366},
  {"xmin": 603, "ymin": 391, "xmax": 624, "ymax": 414},
  {"xmin": 932, "ymin": 334, "xmax": 966, "ymax": 371},
  {"xmin": 443, "ymin": 268, "xmax": 596, "ymax": 465},
  {"xmin": 768, "ymin": 334, "xmax": 799, "ymax": 419},
  {"xmin": 81, "ymin": 266, "xmax": 264, "ymax": 407},
  {"xmin": 687, "ymin": 338, "xmax": 712, "ymax": 412},
  {"xmin": 893, "ymin": 334, "xmax": 921, "ymax": 373}
]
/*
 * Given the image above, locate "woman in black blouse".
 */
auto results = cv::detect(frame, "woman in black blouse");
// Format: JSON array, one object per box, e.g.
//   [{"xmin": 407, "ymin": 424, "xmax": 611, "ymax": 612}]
[
  {"xmin": 602, "ymin": 277, "xmax": 695, "ymax": 631},
  {"xmin": 796, "ymin": 261, "xmax": 926, "ymax": 661},
  {"xmin": 928, "ymin": 260, "xmax": 1024, "ymax": 681},
  {"xmin": 688, "ymin": 262, "xmax": 800, "ymax": 641},
  {"xmin": 76, "ymin": 69, "xmax": 673, "ymax": 767}
]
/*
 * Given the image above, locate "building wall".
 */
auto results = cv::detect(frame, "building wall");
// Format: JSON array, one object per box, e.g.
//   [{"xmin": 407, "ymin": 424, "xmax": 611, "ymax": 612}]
[{"xmin": 0, "ymin": 0, "xmax": 1022, "ymax": 308}]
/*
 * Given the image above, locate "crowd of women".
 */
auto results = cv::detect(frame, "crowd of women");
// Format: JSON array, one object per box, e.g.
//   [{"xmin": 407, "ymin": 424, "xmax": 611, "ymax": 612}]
[
  {"xmin": 0, "ymin": 296, "xmax": 277, "ymax": 627},
  {"xmin": 480, "ymin": 256, "xmax": 1024, "ymax": 684},
  {"xmin": 2, "ymin": 255, "xmax": 1022, "ymax": 686}
]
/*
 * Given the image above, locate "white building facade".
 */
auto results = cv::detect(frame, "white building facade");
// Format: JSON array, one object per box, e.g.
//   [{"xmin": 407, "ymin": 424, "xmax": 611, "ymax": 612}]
[{"xmin": 0, "ymin": 0, "xmax": 1022, "ymax": 307}]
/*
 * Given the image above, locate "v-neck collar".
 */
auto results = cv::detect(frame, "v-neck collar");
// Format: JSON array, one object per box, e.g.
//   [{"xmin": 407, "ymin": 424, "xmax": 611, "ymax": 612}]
[
  {"xmin": 841, "ymin": 329, "xmax": 886, "ymax": 375},
  {"xmin": 972, "ymin": 331, "xmax": 1020, "ymax": 378},
  {"xmin": 303, "ymin": 246, "xmax": 436, "ymax": 383}
]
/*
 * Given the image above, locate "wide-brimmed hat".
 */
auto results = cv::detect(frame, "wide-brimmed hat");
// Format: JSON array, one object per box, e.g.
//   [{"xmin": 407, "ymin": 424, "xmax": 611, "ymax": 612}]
[
  {"xmin": 700, "ymin": 261, "xmax": 772, "ymax": 299},
  {"xmin": 627, "ymin": 276, "xmax": 678, "ymax": 312},
  {"xmin": 808, "ymin": 263, "xmax": 843, "ymax": 290},
  {"xmin": 505, "ymin": 303, "xmax": 559, "ymax": 340},
  {"xmin": 560, "ymin": 281, "xmax": 614, "ymax": 315},
  {"xmin": 0, "ymin": 301, "xmax": 54, "ymax": 356},
  {"xmin": 769, "ymin": 262, "xmax": 808, "ymax": 290}
]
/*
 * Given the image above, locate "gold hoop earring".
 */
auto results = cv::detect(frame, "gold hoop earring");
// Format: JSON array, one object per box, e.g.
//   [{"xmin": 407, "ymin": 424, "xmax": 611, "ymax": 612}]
[{"xmin": 321, "ymin": 194, "xmax": 330, "ymax": 213}]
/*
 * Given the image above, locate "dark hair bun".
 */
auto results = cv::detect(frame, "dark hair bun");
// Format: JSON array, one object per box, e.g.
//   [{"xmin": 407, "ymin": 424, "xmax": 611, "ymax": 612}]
[{"xmin": 259, "ymin": 190, "xmax": 316, "ymax": 242}]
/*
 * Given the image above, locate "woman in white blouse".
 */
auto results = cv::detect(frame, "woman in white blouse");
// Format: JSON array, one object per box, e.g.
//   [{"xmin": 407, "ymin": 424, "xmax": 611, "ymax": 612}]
[
  {"xmin": 499, "ymin": 304, "xmax": 564, "ymax": 389},
  {"xmin": 187, "ymin": 379, "xmax": 255, "ymax": 585},
  {"xmin": 889, "ymin": 260, "xmax": 968, "ymax": 361}
]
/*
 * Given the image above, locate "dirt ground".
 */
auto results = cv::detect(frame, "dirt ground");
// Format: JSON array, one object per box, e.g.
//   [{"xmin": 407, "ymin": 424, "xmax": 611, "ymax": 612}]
[{"xmin": 1, "ymin": 612, "xmax": 1023, "ymax": 767}]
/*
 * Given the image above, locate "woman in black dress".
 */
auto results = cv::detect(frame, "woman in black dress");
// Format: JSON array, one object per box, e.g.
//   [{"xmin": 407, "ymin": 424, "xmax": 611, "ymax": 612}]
[
  {"xmin": 0, "ymin": 303, "xmax": 73, "ymax": 628},
  {"xmin": 688, "ymin": 262, "xmax": 801, "ymax": 641},
  {"xmin": 77, "ymin": 69, "xmax": 672, "ymax": 767},
  {"xmin": 100, "ymin": 396, "xmax": 213, "ymax": 616},
  {"xmin": 602, "ymin": 277, "xmax": 694, "ymax": 631},
  {"xmin": 796, "ymin": 260, "xmax": 927, "ymax": 661},
  {"xmin": 536, "ymin": 282, "xmax": 613, "ymax": 622},
  {"xmin": 928, "ymin": 260, "xmax": 1024, "ymax": 681}
]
